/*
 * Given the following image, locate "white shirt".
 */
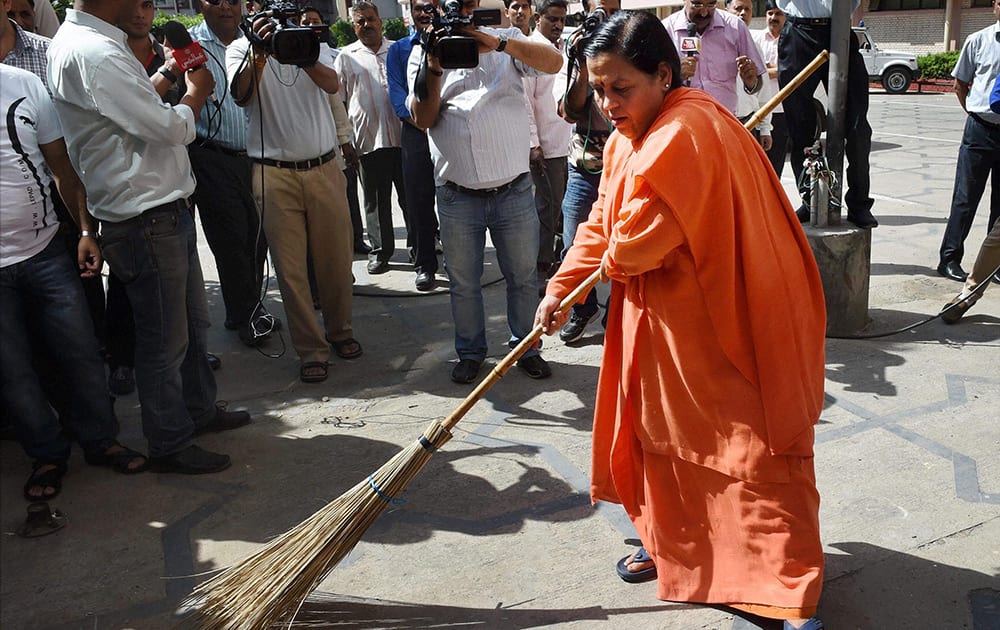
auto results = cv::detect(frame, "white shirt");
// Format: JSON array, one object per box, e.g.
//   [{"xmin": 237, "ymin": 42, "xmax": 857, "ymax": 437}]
[
  {"xmin": 47, "ymin": 10, "xmax": 197, "ymax": 223},
  {"xmin": 953, "ymin": 21, "xmax": 1000, "ymax": 124},
  {"xmin": 334, "ymin": 38, "xmax": 401, "ymax": 155},
  {"xmin": 735, "ymin": 36, "xmax": 772, "ymax": 136},
  {"xmin": 753, "ymin": 28, "xmax": 782, "ymax": 114},
  {"xmin": 226, "ymin": 37, "xmax": 338, "ymax": 161},
  {"xmin": 1, "ymin": 65, "xmax": 62, "ymax": 267},
  {"xmin": 524, "ymin": 29, "xmax": 572, "ymax": 159},
  {"xmin": 407, "ymin": 27, "xmax": 547, "ymax": 189}
]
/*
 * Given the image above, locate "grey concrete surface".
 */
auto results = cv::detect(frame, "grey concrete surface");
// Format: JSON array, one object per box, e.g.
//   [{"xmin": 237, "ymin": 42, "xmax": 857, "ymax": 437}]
[{"xmin": 1, "ymin": 90, "xmax": 998, "ymax": 630}]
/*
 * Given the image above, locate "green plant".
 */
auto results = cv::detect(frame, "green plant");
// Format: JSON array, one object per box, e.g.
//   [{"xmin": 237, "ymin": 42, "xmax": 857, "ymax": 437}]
[
  {"xmin": 917, "ymin": 51, "xmax": 960, "ymax": 80},
  {"xmin": 331, "ymin": 19, "xmax": 358, "ymax": 47},
  {"xmin": 151, "ymin": 11, "xmax": 205, "ymax": 39},
  {"xmin": 382, "ymin": 17, "xmax": 409, "ymax": 41}
]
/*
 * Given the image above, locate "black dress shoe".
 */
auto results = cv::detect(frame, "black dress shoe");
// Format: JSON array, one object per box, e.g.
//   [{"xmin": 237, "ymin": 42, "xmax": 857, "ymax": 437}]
[
  {"xmin": 206, "ymin": 353, "xmax": 222, "ymax": 370},
  {"xmin": 354, "ymin": 241, "xmax": 372, "ymax": 255},
  {"xmin": 194, "ymin": 406, "xmax": 251, "ymax": 436},
  {"xmin": 149, "ymin": 445, "xmax": 231, "ymax": 474},
  {"xmin": 795, "ymin": 205, "xmax": 810, "ymax": 223},
  {"xmin": 367, "ymin": 259, "xmax": 390, "ymax": 275},
  {"xmin": 415, "ymin": 271, "xmax": 435, "ymax": 291},
  {"xmin": 451, "ymin": 359, "xmax": 482, "ymax": 384},
  {"xmin": 937, "ymin": 260, "xmax": 968, "ymax": 282},
  {"xmin": 517, "ymin": 354, "xmax": 552, "ymax": 379},
  {"xmin": 847, "ymin": 208, "xmax": 878, "ymax": 229}
]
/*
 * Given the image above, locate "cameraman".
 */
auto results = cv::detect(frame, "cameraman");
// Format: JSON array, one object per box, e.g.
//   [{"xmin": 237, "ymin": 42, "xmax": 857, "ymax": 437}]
[
  {"xmin": 407, "ymin": 0, "xmax": 562, "ymax": 384},
  {"xmin": 555, "ymin": 0, "xmax": 618, "ymax": 344},
  {"xmin": 226, "ymin": 6, "xmax": 361, "ymax": 384}
]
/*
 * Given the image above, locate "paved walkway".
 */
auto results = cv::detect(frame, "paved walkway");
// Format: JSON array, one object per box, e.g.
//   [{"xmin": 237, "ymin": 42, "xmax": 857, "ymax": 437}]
[{"xmin": 1, "ymin": 91, "xmax": 997, "ymax": 630}]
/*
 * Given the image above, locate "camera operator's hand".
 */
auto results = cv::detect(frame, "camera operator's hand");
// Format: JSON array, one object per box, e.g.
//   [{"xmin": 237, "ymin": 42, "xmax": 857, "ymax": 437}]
[{"xmin": 251, "ymin": 14, "xmax": 276, "ymax": 55}]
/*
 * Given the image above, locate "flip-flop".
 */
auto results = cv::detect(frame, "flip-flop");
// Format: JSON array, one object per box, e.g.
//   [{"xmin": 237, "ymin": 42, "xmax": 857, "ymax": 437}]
[
  {"xmin": 16, "ymin": 502, "xmax": 67, "ymax": 538},
  {"xmin": 616, "ymin": 546, "xmax": 658, "ymax": 583},
  {"xmin": 784, "ymin": 619, "xmax": 824, "ymax": 630}
]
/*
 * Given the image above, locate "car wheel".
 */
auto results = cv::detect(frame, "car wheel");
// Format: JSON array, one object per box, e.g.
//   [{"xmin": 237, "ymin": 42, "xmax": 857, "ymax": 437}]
[{"xmin": 882, "ymin": 67, "xmax": 911, "ymax": 94}]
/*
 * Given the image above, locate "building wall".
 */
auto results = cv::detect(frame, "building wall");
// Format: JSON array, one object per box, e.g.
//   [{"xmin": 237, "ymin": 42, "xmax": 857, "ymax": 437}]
[{"xmin": 750, "ymin": 7, "xmax": 996, "ymax": 55}]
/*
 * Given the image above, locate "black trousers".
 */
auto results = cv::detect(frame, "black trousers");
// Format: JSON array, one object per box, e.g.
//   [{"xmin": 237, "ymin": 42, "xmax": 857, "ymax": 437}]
[
  {"xmin": 400, "ymin": 123, "xmax": 439, "ymax": 275},
  {"xmin": 766, "ymin": 111, "xmax": 790, "ymax": 178},
  {"xmin": 779, "ymin": 20, "xmax": 873, "ymax": 214},
  {"xmin": 189, "ymin": 144, "xmax": 265, "ymax": 327},
  {"xmin": 939, "ymin": 115, "xmax": 1000, "ymax": 266},
  {"xmin": 358, "ymin": 147, "xmax": 407, "ymax": 264}
]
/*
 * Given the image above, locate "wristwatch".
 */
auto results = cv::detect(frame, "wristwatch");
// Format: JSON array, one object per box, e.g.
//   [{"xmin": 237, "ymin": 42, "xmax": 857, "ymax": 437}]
[
  {"xmin": 495, "ymin": 34, "xmax": 508, "ymax": 53},
  {"xmin": 158, "ymin": 65, "xmax": 178, "ymax": 84}
]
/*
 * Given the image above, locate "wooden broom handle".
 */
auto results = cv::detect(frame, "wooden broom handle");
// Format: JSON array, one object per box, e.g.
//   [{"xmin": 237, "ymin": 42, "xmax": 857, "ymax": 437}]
[
  {"xmin": 743, "ymin": 50, "xmax": 829, "ymax": 131},
  {"xmin": 441, "ymin": 268, "xmax": 604, "ymax": 431}
]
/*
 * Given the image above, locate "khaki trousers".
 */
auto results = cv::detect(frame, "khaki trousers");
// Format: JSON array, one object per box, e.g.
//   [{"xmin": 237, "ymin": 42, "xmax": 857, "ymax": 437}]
[{"xmin": 254, "ymin": 160, "xmax": 353, "ymax": 364}]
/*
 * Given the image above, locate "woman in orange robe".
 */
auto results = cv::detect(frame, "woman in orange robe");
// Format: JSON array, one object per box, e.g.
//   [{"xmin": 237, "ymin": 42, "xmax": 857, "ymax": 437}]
[{"xmin": 535, "ymin": 11, "xmax": 827, "ymax": 630}]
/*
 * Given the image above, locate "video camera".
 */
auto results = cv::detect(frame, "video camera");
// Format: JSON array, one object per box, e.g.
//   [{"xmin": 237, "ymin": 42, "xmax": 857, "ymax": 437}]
[
  {"xmin": 566, "ymin": 7, "xmax": 607, "ymax": 60},
  {"xmin": 421, "ymin": 0, "xmax": 502, "ymax": 69},
  {"xmin": 242, "ymin": 0, "xmax": 321, "ymax": 67}
]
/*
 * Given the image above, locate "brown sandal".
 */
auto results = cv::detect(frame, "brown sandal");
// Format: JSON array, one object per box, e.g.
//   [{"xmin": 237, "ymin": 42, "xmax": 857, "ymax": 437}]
[
  {"xmin": 331, "ymin": 337, "xmax": 363, "ymax": 359},
  {"xmin": 300, "ymin": 361, "xmax": 329, "ymax": 383}
]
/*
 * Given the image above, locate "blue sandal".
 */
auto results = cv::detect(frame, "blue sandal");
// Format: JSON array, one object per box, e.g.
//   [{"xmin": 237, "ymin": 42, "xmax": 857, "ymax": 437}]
[
  {"xmin": 615, "ymin": 546, "xmax": 658, "ymax": 583},
  {"xmin": 784, "ymin": 619, "xmax": 824, "ymax": 630}
]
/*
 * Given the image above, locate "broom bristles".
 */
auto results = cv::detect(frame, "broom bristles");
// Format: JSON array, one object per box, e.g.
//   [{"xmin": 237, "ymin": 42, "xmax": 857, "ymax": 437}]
[{"xmin": 187, "ymin": 421, "xmax": 452, "ymax": 629}]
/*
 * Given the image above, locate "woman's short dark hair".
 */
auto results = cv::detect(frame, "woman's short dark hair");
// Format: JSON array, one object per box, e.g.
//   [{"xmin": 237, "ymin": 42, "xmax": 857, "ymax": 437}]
[{"xmin": 583, "ymin": 10, "xmax": 683, "ymax": 90}]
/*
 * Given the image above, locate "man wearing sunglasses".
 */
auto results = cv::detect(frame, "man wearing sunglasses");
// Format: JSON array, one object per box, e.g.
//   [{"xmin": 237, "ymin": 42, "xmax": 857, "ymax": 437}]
[
  {"xmin": 186, "ymin": 0, "xmax": 272, "ymax": 350},
  {"xmin": 387, "ymin": 0, "xmax": 440, "ymax": 292}
]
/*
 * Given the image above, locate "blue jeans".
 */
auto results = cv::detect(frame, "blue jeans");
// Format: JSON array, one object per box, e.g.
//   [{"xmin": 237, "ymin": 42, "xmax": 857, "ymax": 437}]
[
  {"xmin": 0, "ymin": 236, "xmax": 117, "ymax": 462},
  {"xmin": 100, "ymin": 206, "xmax": 217, "ymax": 458},
  {"xmin": 561, "ymin": 163, "xmax": 600, "ymax": 318},
  {"xmin": 436, "ymin": 174, "xmax": 540, "ymax": 361},
  {"xmin": 939, "ymin": 115, "xmax": 1000, "ymax": 266}
]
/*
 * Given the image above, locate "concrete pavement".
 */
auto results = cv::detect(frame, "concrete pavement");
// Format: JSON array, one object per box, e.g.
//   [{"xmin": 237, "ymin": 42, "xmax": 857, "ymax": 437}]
[{"xmin": 1, "ymin": 90, "xmax": 997, "ymax": 630}]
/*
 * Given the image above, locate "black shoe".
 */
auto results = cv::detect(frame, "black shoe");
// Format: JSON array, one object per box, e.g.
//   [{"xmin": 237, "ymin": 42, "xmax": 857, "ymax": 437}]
[
  {"xmin": 149, "ymin": 445, "xmax": 231, "ymax": 474},
  {"xmin": 238, "ymin": 324, "xmax": 267, "ymax": 347},
  {"xmin": 795, "ymin": 205, "xmax": 810, "ymax": 223},
  {"xmin": 108, "ymin": 366, "xmax": 135, "ymax": 396},
  {"xmin": 194, "ymin": 406, "xmax": 251, "ymax": 436},
  {"xmin": 937, "ymin": 260, "xmax": 968, "ymax": 282},
  {"xmin": 367, "ymin": 259, "xmax": 390, "ymax": 275},
  {"xmin": 252, "ymin": 311, "xmax": 282, "ymax": 333},
  {"xmin": 847, "ymin": 208, "xmax": 878, "ymax": 229},
  {"xmin": 517, "ymin": 354, "xmax": 552, "ymax": 379},
  {"xmin": 354, "ymin": 241, "xmax": 372, "ymax": 255},
  {"xmin": 206, "ymin": 353, "xmax": 222, "ymax": 370},
  {"xmin": 560, "ymin": 310, "xmax": 599, "ymax": 344},
  {"xmin": 451, "ymin": 359, "xmax": 482, "ymax": 384},
  {"xmin": 415, "ymin": 271, "xmax": 435, "ymax": 291}
]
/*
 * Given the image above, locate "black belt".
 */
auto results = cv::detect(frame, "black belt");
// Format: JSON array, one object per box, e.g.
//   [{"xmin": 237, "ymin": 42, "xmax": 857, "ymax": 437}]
[
  {"xmin": 194, "ymin": 137, "xmax": 247, "ymax": 158},
  {"xmin": 970, "ymin": 112, "xmax": 1000, "ymax": 131},
  {"xmin": 254, "ymin": 149, "xmax": 336, "ymax": 171},
  {"xmin": 789, "ymin": 16, "xmax": 830, "ymax": 26},
  {"xmin": 443, "ymin": 173, "xmax": 527, "ymax": 198},
  {"xmin": 149, "ymin": 197, "xmax": 191, "ymax": 214}
]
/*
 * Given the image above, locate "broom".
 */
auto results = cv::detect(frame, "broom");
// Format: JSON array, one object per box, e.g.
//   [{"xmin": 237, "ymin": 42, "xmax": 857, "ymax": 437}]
[{"xmin": 187, "ymin": 268, "xmax": 604, "ymax": 629}]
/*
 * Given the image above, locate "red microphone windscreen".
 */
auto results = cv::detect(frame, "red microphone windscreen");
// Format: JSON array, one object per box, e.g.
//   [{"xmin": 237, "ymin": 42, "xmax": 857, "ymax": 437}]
[{"xmin": 163, "ymin": 21, "xmax": 208, "ymax": 72}]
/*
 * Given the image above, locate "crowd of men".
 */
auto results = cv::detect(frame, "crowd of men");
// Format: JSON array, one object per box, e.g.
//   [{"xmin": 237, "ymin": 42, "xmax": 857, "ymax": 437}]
[{"xmin": 2, "ymin": 0, "xmax": 998, "ymax": 504}]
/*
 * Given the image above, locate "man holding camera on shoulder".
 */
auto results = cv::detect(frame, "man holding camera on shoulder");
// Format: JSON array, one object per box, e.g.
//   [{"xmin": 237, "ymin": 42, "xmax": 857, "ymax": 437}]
[
  {"xmin": 227, "ymin": 3, "xmax": 361, "ymax": 384},
  {"xmin": 407, "ymin": 0, "xmax": 561, "ymax": 384}
]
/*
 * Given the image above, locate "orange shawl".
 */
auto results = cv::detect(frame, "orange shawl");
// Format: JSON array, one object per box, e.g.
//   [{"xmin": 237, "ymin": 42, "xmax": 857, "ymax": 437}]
[{"xmin": 547, "ymin": 88, "xmax": 826, "ymax": 501}]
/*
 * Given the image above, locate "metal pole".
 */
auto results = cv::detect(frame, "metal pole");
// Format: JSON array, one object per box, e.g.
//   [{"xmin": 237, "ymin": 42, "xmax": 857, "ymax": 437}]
[{"xmin": 825, "ymin": 1, "xmax": 851, "ymax": 227}]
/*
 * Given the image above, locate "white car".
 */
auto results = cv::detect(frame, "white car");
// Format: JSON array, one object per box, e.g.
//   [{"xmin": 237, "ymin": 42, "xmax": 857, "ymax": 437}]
[{"xmin": 853, "ymin": 26, "xmax": 922, "ymax": 94}]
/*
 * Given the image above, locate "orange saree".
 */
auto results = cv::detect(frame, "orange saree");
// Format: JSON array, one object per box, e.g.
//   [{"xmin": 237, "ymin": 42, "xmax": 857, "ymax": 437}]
[{"xmin": 547, "ymin": 88, "xmax": 826, "ymax": 618}]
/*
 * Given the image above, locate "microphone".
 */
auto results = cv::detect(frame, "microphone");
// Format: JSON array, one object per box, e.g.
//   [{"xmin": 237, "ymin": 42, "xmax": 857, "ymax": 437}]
[
  {"xmin": 680, "ymin": 22, "xmax": 700, "ymax": 87},
  {"xmin": 163, "ymin": 20, "xmax": 208, "ymax": 72}
]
